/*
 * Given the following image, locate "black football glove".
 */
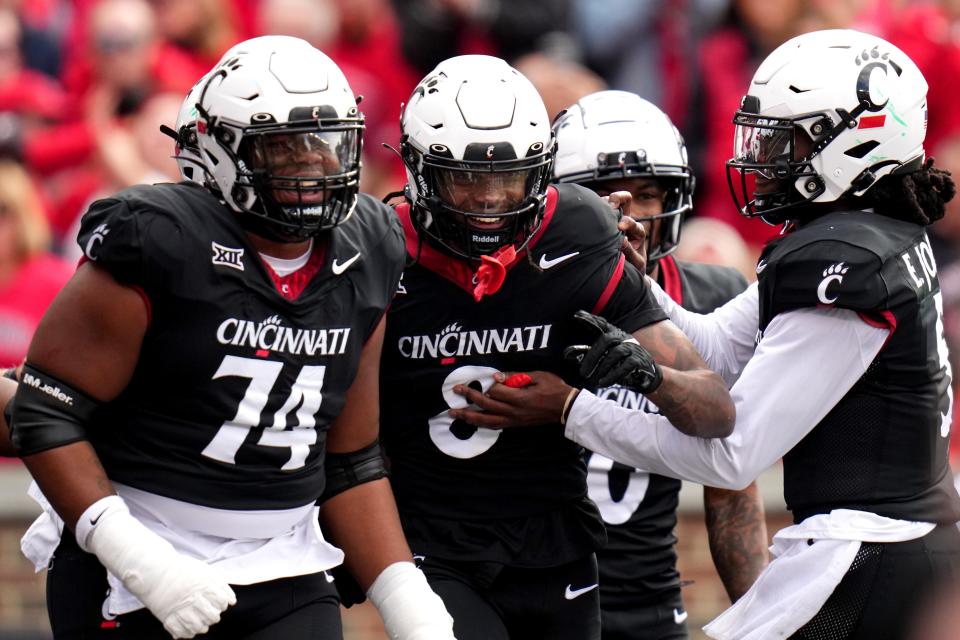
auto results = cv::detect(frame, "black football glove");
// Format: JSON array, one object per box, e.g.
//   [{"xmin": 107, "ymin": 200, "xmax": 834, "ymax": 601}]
[{"xmin": 564, "ymin": 310, "xmax": 663, "ymax": 394}]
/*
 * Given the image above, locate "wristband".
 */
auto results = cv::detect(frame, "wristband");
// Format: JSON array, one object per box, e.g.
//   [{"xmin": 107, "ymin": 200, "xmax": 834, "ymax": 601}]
[{"xmin": 560, "ymin": 388, "xmax": 581, "ymax": 426}]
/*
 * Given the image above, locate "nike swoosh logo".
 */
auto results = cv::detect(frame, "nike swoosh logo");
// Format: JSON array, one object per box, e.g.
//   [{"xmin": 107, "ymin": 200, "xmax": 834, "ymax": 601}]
[
  {"xmin": 540, "ymin": 251, "xmax": 580, "ymax": 269},
  {"xmin": 673, "ymin": 608, "xmax": 688, "ymax": 624},
  {"xmin": 89, "ymin": 508, "xmax": 108, "ymax": 527},
  {"xmin": 755, "ymin": 260, "xmax": 768, "ymax": 274},
  {"xmin": 331, "ymin": 252, "xmax": 361, "ymax": 275},
  {"xmin": 564, "ymin": 583, "xmax": 598, "ymax": 600}
]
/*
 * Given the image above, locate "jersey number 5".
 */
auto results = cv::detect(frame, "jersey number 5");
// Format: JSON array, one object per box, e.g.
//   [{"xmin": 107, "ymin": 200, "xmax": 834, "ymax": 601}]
[{"xmin": 201, "ymin": 355, "xmax": 325, "ymax": 470}]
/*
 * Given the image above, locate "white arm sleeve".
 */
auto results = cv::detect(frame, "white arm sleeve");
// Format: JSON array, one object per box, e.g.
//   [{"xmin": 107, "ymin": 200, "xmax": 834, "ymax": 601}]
[
  {"xmin": 565, "ymin": 306, "xmax": 888, "ymax": 489},
  {"xmin": 647, "ymin": 277, "xmax": 760, "ymax": 385}
]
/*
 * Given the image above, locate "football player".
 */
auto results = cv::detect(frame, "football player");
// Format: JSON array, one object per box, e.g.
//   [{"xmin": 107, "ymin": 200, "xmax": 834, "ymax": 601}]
[
  {"xmin": 379, "ymin": 55, "xmax": 736, "ymax": 640},
  {"xmin": 552, "ymin": 90, "xmax": 768, "ymax": 639},
  {"xmin": 452, "ymin": 30, "xmax": 960, "ymax": 639},
  {"xmin": 11, "ymin": 37, "xmax": 454, "ymax": 639}
]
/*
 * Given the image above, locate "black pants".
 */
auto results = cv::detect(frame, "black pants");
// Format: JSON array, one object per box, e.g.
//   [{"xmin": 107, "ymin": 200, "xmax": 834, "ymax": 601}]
[
  {"xmin": 419, "ymin": 553, "xmax": 601, "ymax": 640},
  {"xmin": 791, "ymin": 523, "xmax": 960, "ymax": 640},
  {"xmin": 46, "ymin": 530, "xmax": 343, "ymax": 639},
  {"xmin": 600, "ymin": 589, "xmax": 689, "ymax": 640}
]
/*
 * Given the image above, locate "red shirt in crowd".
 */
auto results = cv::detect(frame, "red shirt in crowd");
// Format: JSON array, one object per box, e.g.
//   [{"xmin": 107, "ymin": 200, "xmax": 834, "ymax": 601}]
[{"xmin": 0, "ymin": 253, "xmax": 73, "ymax": 369}]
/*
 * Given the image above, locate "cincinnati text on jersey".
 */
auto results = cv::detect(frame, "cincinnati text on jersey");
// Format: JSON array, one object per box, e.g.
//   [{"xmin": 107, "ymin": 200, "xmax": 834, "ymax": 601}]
[
  {"xmin": 397, "ymin": 323, "xmax": 552, "ymax": 360},
  {"xmin": 216, "ymin": 315, "xmax": 352, "ymax": 356},
  {"xmin": 594, "ymin": 385, "xmax": 660, "ymax": 414}
]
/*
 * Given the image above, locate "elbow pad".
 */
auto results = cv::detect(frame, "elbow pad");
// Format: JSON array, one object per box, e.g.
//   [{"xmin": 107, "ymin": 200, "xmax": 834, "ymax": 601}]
[
  {"xmin": 11, "ymin": 365, "xmax": 99, "ymax": 456},
  {"xmin": 321, "ymin": 440, "xmax": 388, "ymax": 503}
]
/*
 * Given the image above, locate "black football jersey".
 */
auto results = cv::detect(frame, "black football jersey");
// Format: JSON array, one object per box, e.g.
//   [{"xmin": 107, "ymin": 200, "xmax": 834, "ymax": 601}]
[
  {"xmin": 588, "ymin": 256, "xmax": 748, "ymax": 606},
  {"xmin": 75, "ymin": 183, "xmax": 405, "ymax": 510},
  {"xmin": 381, "ymin": 183, "xmax": 667, "ymax": 566},
  {"xmin": 757, "ymin": 209, "xmax": 960, "ymax": 524}
]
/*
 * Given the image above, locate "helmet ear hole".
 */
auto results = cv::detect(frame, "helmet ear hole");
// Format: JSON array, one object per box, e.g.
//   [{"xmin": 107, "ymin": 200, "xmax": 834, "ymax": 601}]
[
  {"xmin": 804, "ymin": 177, "xmax": 824, "ymax": 194},
  {"xmin": 231, "ymin": 185, "xmax": 248, "ymax": 205},
  {"xmin": 810, "ymin": 118, "xmax": 832, "ymax": 139}
]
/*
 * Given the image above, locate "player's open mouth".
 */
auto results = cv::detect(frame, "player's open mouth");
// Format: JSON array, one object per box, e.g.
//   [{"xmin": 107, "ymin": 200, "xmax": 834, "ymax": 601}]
[
  {"xmin": 468, "ymin": 216, "xmax": 508, "ymax": 230},
  {"xmin": 276, "ymin": 191, "xmax": 326, "ymax": 207}
]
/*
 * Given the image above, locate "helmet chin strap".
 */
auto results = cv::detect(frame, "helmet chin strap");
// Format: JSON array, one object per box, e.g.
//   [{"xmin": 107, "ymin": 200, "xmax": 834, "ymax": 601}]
[{"xmin": 472, "ymin": 244, "xmax": 518, "ymax": 302}]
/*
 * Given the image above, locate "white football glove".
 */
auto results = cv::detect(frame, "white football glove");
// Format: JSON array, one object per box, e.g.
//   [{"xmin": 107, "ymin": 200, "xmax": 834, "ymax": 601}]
[
  {"xmin": 75, "ymin": 495, "xmax": 236, "ymax": 639},
  {"xmin": 367, "ymin": 561, "xmax": 457, "ymax": 640}
]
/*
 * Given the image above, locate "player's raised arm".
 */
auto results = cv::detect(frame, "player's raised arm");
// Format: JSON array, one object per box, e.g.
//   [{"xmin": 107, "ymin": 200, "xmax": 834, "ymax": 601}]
[{"xmin": 466, "ymin": 307, "xmax": 736, "ymax": 438}]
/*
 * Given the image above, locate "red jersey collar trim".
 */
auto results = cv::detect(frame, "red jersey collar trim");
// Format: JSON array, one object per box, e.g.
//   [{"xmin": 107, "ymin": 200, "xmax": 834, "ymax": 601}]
[
  {"xmin": 396, "ymin": 186, "xmax": 559, "ymax": 298},
  {"xmin": 259, "ymin": 239, "xmax": 328, "ymax": 301}
]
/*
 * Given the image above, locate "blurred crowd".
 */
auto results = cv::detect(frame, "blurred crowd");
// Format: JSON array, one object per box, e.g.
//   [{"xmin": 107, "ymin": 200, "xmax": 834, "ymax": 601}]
[{"xmin": 3, "ymin": 0, "xmax": 960, "ymax": 460}]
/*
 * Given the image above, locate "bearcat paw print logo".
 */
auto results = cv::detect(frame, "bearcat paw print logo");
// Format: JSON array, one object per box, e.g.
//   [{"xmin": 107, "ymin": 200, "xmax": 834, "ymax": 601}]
[
  {"xmin": 440, "ymin": 322, "xmax": 462, "ymax": 336},
  {"xmin": 261, "ymin": 315, "xmax": 283, "ymax": 327},
  {"xmin": 853, "ymin": 46, "xmax": 897, "ymax": 121},
  {"xmin": 817, "ymin": 262, "xmax": 850, "ymax": 304},
  {"xmin": 823, "ymin": 262, "xmax": 849, "ymax": 278}
]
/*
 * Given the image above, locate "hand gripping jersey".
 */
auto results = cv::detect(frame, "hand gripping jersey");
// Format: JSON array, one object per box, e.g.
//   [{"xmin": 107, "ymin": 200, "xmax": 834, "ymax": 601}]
[
  {"xmin": 381, "ymin": 183, "xmax": 667, "ymax": 566},
  {"xmin": 75, "ymin": 183, "xmax": 405, "ymax": 511},
  {"xmin": 757, "ymin": 209, "xmax": 960, "ymax": 524},
  {"xmin": 588, "ymin": 255, "xmax": 748, "ymax": 607}
]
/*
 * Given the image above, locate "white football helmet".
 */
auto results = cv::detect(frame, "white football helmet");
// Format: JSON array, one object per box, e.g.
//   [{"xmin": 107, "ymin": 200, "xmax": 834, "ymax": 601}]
[
  {"xmin": 553, "ymin": 90, "xmax": 693, "ymax": 264},
  {"xmin": 194, "ymin": 36, "xmax": 363, "ymax": 241},
  {"xmin": 727, "ymin": 29, "xmax": 928, "ymax": 224},
  {"xmin": 400, "ymin": 55, "xmax": 555, "ymax": 260}
]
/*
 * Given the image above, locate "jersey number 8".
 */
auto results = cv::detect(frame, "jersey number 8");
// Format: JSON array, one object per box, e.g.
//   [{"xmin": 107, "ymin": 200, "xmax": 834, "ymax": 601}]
[{"xmin": 429, "ymin": 365, "xmax": 503, "ymax": 459}]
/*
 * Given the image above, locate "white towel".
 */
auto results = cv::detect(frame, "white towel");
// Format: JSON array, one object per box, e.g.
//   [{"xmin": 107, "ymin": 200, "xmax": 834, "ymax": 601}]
[
  {"xmin": 20, "ymin": 481, "xmax": 344, "ymax": 617},
  {"xmin": 20, "ymin": 481, "xmax": 62, "ymax": 572},
  {"xmin": 704, "ymin": 510, "xmax": 935, "ymax": 640}
]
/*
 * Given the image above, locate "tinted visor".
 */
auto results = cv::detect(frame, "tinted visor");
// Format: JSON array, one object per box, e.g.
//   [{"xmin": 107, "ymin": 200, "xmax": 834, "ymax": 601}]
[
  {"xmin": 726, "ymin": 112, "xmax": 821, "ymax": 223},
  {"xmin": 733, "ymin": 115, "xmax": 793, "ymax": 179}
]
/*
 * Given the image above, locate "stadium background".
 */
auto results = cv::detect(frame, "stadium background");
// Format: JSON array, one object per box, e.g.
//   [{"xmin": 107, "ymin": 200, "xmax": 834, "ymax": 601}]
[{"xmin": 1, "ymin": 0, "xmax": 960, "ymax": 637}]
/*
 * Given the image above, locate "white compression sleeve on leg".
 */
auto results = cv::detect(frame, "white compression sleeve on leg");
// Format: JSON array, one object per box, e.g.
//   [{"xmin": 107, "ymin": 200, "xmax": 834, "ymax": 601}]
[
  {"xmin": 367, "ymin": 561, "xmax": 456, "ymax": 640},
  {"xmin": 76, "ymin": 495, "xmax": 236, "ymax": 639}
]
